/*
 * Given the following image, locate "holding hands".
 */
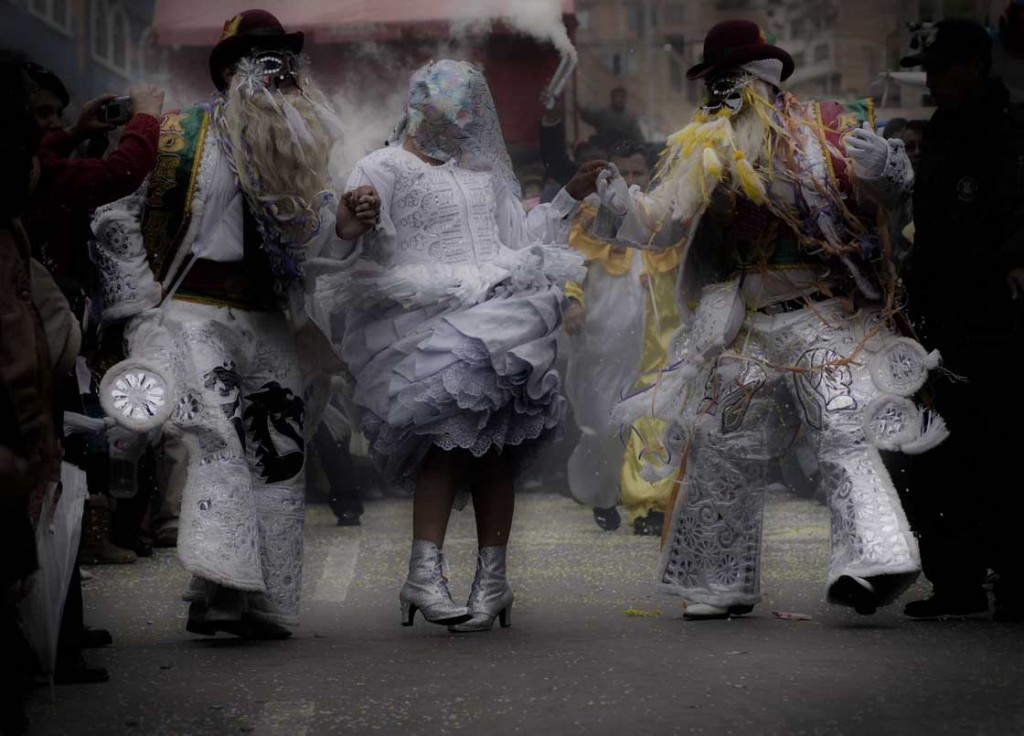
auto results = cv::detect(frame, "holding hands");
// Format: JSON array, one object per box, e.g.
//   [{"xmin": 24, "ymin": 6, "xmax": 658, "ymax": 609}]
[
  {"xmin": 595, "ymin": 163, "xmax": 631, "ymax": 216},
  {"xmin": 337, "ymin": 185, "xmax": 382, "ymax": 240},
  {"xmin": 565, "ymin": 160, "xmax": 610, "ymax": 200}
]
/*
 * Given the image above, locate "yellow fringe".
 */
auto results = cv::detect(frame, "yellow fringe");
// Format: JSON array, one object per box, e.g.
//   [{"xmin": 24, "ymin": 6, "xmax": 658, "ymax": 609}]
[
  {"xmin": 702, "ymin": 146, "xmax": 724, "ymax": 180},
  {"xmin": 733, "ymin": 152, "xmax": 766, "ymax": 204}
]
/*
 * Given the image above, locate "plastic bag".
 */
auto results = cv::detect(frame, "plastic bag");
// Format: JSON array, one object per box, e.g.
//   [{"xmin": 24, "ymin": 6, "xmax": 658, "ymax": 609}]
[{"xmin": 17, "ymin": 462, "xmax": 88, "ymax": 682}]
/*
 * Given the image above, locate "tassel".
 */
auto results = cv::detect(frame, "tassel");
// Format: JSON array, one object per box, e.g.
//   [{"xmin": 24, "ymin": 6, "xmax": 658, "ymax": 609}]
[
  {"xmin": 901, "ymin": 411, "xmax": 950, "ymax": 455},
  {"xmin": 281, "ymin": 98, "xmax": 315, "ymax": 146},
  {"xmin": 702, "ymin": 146, "xmax": 724, "ymax": 180},
  {"xmin": 307, "ymin": 94, "xmax": 346, "ymax": 142},
  {"xmin": 733, "ymin": 151, "xmax": 766, "ymax": 204}
]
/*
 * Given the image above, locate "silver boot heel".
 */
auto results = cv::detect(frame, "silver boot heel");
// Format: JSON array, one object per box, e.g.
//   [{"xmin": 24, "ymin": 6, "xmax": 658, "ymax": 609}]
[
  {"xmin": 449, "ymin": 545, "xmax": 514, "ymax": 633},
  {"xmin": 400, "ymin": 540, "xmax": 471, "ymax": 626}
]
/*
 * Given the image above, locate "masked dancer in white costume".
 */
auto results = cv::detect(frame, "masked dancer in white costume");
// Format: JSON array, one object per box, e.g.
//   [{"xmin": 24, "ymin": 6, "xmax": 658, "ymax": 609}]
[
  {"xmin": 322, "ymin": 60, "xmax": 604, "ymax": 632},
  {"xmin": 89, "ymin": 10, "xmax": 353, "ymax": 638},
  {"xmin": 597, "ymin": 21, "xmax": 944, "ymax": 619}
]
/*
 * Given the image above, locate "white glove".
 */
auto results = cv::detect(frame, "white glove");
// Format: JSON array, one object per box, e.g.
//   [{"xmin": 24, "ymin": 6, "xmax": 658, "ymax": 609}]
[
  {"xmin": 596, "ymin": 163, "xmax": 630, "ymax": 217},
  {"xmin": 844, "ymin": 123, "xmax": 889, "ymax": 179}
]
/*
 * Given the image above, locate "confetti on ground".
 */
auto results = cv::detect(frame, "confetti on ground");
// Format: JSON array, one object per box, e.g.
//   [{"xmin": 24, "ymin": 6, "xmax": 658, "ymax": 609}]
[
  {"xmin": 772, "ymin": 611, "xmax": 813, "ymax": 621},
  {"xmin": 624, "ymin": 608, "xmax": 662, "ymax": 618}
]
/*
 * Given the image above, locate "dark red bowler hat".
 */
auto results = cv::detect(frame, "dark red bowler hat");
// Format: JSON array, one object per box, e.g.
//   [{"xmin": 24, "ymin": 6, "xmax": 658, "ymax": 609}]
[
  {"xmin": 686, "ymin": 20, "xmax": 795, "ymax": 81},
  {"xmin": 209, "ymin": 9, "xmax": 304, "ymax": 91}
]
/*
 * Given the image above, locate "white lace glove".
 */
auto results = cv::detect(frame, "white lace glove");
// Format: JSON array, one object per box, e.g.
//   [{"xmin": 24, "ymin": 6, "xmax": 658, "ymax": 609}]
[
  {"xmin": 596, "ymin": 163, "xmax": 631, "ymax": 217},
  {"xmin": 844, "ymin": 123, "xmax": 889, "ymax": 179}
]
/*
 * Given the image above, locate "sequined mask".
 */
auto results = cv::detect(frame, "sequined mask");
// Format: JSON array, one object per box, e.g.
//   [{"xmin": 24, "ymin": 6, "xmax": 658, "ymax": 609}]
[
  {"xmin": 701, "ymin": 71, "xmax": 756, "ymax": 117},
  {"xmin": 249, "ymin": 50, "xmax": 301, "ymax": 92}
]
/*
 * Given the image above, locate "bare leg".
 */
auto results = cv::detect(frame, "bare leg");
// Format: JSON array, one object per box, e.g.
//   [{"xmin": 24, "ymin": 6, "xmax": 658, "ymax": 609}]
[
  {"xmin": 412, "ymin": 448, "xmax": 469, "ymax": 546},
  {"xmin": 470, "ymin": 450, "xmax": 515, "ymax": 548}
]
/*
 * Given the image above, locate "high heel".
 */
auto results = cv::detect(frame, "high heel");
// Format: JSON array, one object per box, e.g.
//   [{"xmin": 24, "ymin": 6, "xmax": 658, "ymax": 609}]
[
  {"xmin": 449, "ymin": 546, "xmax": 514, "ymax": 633},
  {"xmin": 497, "ymin": 602, "xmax": 512, "ymax": 628},
  {"xmin": 401, "ymin": 601, "xmax": 421, "ymax": 626},
  {"xmin": 399, "ymin": 540, "xmax": 471, "ymax": 626}
]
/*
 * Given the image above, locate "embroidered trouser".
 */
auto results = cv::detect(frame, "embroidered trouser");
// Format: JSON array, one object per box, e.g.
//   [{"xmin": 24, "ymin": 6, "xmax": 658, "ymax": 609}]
[
  {"xmin": 126, "ymin": 299, "xmax": 305, "ymax": 625},
  {"xmin": 658, "ymin": 303, "xmax": 921, "ymax": 608}
]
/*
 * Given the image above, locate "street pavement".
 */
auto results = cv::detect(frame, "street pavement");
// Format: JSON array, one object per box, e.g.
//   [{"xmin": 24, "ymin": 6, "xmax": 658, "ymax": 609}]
[{"xmin": 26, "ymin": 488, "xmax": 1024, "ymax": 736}]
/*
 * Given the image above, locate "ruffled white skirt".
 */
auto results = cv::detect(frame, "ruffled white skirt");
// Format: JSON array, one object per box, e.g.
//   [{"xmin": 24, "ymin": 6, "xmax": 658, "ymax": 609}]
[{"xmin": 319, "ymin": 247, "xmax": 583, "ymax": 485}]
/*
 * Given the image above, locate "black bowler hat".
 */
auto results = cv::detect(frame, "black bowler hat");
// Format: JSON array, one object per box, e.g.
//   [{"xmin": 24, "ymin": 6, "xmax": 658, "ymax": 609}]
[
  {"xmin": 901, "ymin": 18, "xmax": 993, "ymax": 70},
  {"xmin": 209, "ymin": 9, "xmax": 304, "ymax": 91}
]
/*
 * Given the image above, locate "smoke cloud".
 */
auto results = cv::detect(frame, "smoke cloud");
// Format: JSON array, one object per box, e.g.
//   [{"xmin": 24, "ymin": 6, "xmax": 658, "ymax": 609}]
[{"xmin": 452, "ymin": 0, "xmax": 576, "ymax": 59}]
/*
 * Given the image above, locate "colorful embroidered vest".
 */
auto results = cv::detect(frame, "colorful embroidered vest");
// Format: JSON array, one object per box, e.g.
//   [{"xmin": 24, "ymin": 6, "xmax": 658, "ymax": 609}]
[{"xmin": 140, "ymin": 105, "xmax": 211, "ymax": 283}]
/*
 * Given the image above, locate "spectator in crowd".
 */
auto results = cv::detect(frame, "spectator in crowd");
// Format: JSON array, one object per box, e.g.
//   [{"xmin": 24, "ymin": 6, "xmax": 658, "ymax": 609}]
[
  {"xmin": 579, "ymin": 86, "xmax": 644, "ymax": 143},
  {"xmin": 517, "ymin": 161, "xmax": 547, "ymax": 210},
  {"xmin": 882, "ymin": 117, "xmax": 926, "ymax": 175},
  {"xmin": 539, "ymin": 94, "xmax": 611, "ymax": 203},
  {"xmin": 899, "ymin": 18, "xmax": 1024, "ymax": 622},
  {"xmin": 24, "ymin": 66, "xmax": 163, "ymax": 565},
  {"xmin": 19, "ymin": 61, "xmax": 163, "ymax": 684},
  {"xmin": 609, "ymin": 139, "xmax": 653, "ymax": 190},
  {"xmin": 1, "ymin": 47, "xmax": 50, "ymax": 735},
  {"xmin": 880, "ymin": 117, "xmax": 925, "ymax": 273},
  {"xmin": 23, "ymin": 61, "xmax": 68, "ymax": 134}
]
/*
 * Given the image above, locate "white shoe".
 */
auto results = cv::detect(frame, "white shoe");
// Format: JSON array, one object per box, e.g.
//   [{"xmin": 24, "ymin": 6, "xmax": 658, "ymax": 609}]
[
  {"xmin": 684, "ymin": 602, "xmax": 729, "ymax": 619},
  {"xmin": 683, "ymin": 602, "xmax": 754, "ymax": 620}
]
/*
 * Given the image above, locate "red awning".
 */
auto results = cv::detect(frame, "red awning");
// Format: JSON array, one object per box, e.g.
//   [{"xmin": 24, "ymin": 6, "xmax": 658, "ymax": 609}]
[{"xmin": 154, "ymin": 0, "xmax": 575, "ymax": 47}]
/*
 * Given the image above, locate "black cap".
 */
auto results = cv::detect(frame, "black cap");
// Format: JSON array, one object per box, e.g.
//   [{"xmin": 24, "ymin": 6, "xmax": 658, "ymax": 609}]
[
  {"xmin": 901, "ymin": 18, "xmax": 993, "ymax": 70},
  {"xmin": 22, "ymin": 61, "xmax": 70, "ymax": 108}
]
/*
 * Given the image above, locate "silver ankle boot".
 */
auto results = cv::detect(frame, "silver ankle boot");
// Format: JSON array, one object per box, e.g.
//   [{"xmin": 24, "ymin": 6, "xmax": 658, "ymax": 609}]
[
  {"xmin": 400, "ymin": 540, "xmax": 471, "ymax": 626},
  {"xmin": 449, "ymin": 545, "xmax": 514, "ymax": 633}
]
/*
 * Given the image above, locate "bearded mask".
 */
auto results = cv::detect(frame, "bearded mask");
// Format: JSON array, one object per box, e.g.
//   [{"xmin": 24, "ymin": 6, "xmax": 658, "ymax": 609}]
[
  {"xmin": 645, "ymin": 75, "xmax": 775, "ymax": 223},
  {"xmin": 216, "ymin": 51, "xmax": 344, "ymax": 280}
]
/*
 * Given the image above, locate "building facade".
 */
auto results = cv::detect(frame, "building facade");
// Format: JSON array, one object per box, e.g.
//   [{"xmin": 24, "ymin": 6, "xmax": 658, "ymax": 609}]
[
  {"xmin": 0, "ymin": 0, "xmax": 165, "ymax": 114},
  {"xmin": 573, "ymin": 0, "xmax": 921, "ymax": 140}
]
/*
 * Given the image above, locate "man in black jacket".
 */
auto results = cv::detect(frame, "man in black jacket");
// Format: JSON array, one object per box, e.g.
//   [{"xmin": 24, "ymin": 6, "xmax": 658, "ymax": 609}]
[{"xmin": 900, "ymin": 19, "xmax": 1024, "ymax": 621}]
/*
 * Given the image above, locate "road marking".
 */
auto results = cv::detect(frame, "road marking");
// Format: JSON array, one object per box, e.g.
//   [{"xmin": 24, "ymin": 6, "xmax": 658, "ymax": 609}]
[
  {"xmin": 313, "ymin": 534, "xmax": 361, "ymax": 604},
  {"xmin": 254, "ymin": 700, "xmax": 316, "ymax": 735}
]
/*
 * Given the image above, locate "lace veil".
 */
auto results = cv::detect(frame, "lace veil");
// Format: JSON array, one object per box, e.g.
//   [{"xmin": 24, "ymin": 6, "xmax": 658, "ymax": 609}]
[{"xmin": 388, "ymin": 59, "xmax": 521, "ymax": 198}]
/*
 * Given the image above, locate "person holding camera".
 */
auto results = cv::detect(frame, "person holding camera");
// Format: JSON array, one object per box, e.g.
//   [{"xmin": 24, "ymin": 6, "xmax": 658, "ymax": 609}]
[
  {"xmin": 19, "ymin": 65, "xmax": 163, "ymax": 683},
  {"xmin": 25, "ymin": 73, "xmax": 163, "ymax": 286}
]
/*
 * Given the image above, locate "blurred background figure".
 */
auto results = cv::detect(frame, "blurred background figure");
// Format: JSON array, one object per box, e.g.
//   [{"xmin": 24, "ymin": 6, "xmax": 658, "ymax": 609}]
[{"xmin": 579, "ymin": 86, "xmax": 643, "ymax": 143}]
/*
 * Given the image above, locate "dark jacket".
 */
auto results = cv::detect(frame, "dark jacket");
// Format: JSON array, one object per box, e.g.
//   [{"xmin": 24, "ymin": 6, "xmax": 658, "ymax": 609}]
[{"xmin": 910, "ymin": 78, "xmax": 1024, "ymax": 347}]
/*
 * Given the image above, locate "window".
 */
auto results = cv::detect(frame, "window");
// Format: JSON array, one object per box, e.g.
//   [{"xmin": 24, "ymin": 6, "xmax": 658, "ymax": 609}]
[
  {"xmin": 92, "ymin": 0, "xmax": 132, "ymax": 76},
  {"xmin": 665, "ymin": 2, "xmax": 686, "ymax": 25},
  {"xmin": 813, "ymin": 43, "xmax": 830, "ymax": 63},
  {"xmin": 139, "ymin": 26, "xmax": 169, "ymax": 80},
  {"xmin": 627, "ymin": 4, "xmax": 644, "ymax": 34},
  {"xmin": 669, "ymin": 55, "xmax": 683, "ymax": 93},
  {"xmin": 29, "ymin": 0, "xmax": 72, "ymax": 34}
]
